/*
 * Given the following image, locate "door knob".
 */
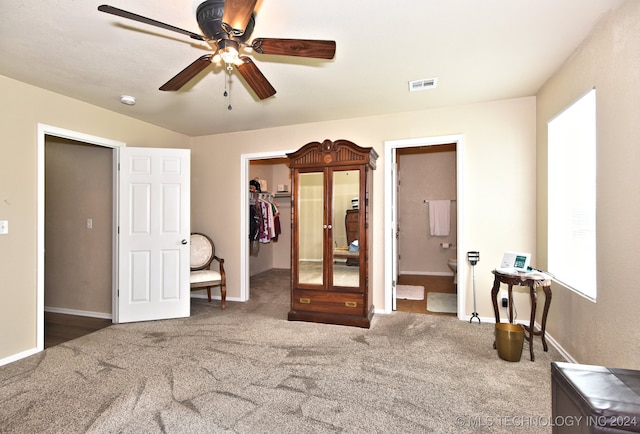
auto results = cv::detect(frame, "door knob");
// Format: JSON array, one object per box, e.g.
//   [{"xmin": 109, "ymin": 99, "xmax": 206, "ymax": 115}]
[{"xmin": 181, "ymin": 239, "xmax": 188, "ymax": 245}]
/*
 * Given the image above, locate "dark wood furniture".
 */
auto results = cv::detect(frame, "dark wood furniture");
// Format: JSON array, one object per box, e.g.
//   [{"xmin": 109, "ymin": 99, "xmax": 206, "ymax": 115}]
[
  {"xmin": 490, "ymin": 270, "xmax": 552, "ymax": 361},
  {"xmin": 551, "ymin": 362, "xmax": 640, "ymax": 433},
  {"xmin": 190, "ymin": 233, "xmax": 227, "ymax": 309},
  {"xmin": 287, "ymin": 139, "xmax": 377, "ymax": 328},
  {"xmin": 344, "ymin": 209, "xmax": 359, "ymax": 266}
]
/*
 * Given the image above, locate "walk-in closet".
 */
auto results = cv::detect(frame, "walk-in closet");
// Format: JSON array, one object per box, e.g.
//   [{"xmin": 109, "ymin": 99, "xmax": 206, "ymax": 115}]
[{"xmin": 249, "ymin": 158, "xmax": 292, "ymax": 304}]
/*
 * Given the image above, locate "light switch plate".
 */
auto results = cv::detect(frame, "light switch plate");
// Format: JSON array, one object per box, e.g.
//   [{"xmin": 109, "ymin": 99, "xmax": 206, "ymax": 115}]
[{"xmin": 0, "ymin": 220, "xmax": 8, "ymax": 235}]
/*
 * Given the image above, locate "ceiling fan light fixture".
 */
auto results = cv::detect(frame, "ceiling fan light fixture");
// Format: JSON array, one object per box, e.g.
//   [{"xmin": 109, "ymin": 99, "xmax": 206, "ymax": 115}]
[
  {"xmin": 217, "ymin": 39, "xmax": 241, "ymax": 65},
  {"xmin": 219, "ymin": 46, "xmax": 239, "ymax": 64}
]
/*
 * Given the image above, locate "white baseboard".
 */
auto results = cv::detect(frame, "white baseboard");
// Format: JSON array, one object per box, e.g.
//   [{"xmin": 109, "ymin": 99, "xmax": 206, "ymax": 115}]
[
  {"xmin": 44, "ymin": 306, "xmax": 112, "ymax": 320},
  {"xmin": 460, "ymin": 314, "xmax": 494, "ymax": 324},
  {"xmin": 190, "ymin": 294, "xmax": 242, "ymax": 303},
  {"xmin": 542, "ymin": 331, "xmax": 576, "ymax": 363},
  {"xmin": 399, "ymin": 271, "xmax": 454, "ymax": 277},
  {"xmin": 0, "ymin": 347, "xmax": 39, "ymax": 367}
]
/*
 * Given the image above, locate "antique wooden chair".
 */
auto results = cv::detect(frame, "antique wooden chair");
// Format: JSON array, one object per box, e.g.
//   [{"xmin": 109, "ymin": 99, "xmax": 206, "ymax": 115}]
[{"xmin": 190, "ymin": 233, "xmax": 226, "ymax": 309}]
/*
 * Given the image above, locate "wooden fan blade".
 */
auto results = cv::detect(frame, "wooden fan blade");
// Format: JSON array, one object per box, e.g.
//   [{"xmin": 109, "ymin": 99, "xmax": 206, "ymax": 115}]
[
  {"xmin": 98, "ymin": 5, "xmax": 204, "ymax": 41},
  {"xmin": 159, "ymin": 55, "xmax": 213, "ymax": 91},
  {"xmin": 236, "ymin": 56, "xmax": 276, "ymax": 100},
  {"xmin": 252, "ymin": 38, "xmax": 336, "ymax": 59},
  {"xmin": 222, "ymin": 0, "xmax": 257, "ymax": 35}
]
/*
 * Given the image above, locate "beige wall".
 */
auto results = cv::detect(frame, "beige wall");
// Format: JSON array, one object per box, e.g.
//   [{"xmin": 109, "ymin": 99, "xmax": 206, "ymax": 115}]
[
  {"xmin": 0, "ymin": 75, "xmax": 189, "ymax": 361},
  {"xmin": 536, "ymin": 0, "xmax": 640, "ymax": 369},
  {"xmin": 398, "ymin": 148, "xmax": 457, "ymax": 275},
  {"xmin": 45, "ymin": 138, "xmax": 112, "ymax": 314},
  {"xmin": 190, "ymin": 96, "xmax": 537, "ymax": 324}
]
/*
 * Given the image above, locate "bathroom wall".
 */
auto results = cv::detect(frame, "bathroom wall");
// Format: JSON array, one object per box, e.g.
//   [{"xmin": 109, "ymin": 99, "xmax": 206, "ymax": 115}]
[{"xmin": 397, "ymin": 144, "xmax": 457, "ymax": 275}]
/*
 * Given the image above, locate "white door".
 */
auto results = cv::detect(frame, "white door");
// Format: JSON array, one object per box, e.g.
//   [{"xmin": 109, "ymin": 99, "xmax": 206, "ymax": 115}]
[
  {"xmin": 116, "ymin": 147, "xmax": 191, "ymax": 323},
  {"xmin": 391, "ymin": 153, "xmax": 398, "ymax": 311}
]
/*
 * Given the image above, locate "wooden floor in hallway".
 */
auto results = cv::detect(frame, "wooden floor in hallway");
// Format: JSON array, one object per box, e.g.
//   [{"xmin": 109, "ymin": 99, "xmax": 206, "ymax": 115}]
[
  {"xmin": 45, "ymin": 312, "xmax": 112, "ymax": 349},
  {"xmin": 396, "ymin": 274, "xmax": 456, "ymax": 316}
]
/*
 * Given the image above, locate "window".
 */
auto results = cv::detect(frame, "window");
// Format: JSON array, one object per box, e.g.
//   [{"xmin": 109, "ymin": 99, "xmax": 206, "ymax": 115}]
[{"xmin": 547, "ymin": 88, "xmax": 597, "ymax": 300}]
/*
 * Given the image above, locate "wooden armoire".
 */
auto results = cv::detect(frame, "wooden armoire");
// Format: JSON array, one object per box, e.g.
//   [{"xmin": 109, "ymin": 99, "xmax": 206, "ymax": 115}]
[{"xmin": 287, "ymin": 139, "xmax": 377, "ymax": 328}]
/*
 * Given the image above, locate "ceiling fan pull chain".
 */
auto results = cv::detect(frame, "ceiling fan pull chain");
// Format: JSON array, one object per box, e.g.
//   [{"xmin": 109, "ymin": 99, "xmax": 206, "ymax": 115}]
[{"xmin": 227, "ymin": 68, "xmax": 233, "ymax": 111}]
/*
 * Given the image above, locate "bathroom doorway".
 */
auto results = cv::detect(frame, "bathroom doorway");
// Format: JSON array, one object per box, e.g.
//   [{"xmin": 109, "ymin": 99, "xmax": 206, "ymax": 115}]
[
  {"xmin": 395, "ymin": 144, "xmax": 457, "ymax": 316},
  {"xmin": 383, "ymin": 134, "xmax": 465, "ymax": 318}
]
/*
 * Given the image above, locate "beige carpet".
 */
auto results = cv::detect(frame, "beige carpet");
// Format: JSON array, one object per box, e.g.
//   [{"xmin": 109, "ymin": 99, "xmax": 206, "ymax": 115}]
[
  {"xmin": 396, "ymin": 284, "xmax": 424, "ymax": 300},
  {"xmin": 0, "ymin": 269, "xmax": 565, "ymax": 433},
  {"xmin": 427, "ymin": 291, "xmax": 457, "ymax": 313}
]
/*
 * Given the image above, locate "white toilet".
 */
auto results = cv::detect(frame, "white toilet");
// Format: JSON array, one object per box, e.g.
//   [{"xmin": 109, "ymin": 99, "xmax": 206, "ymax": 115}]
[{"xmin": 447, "ymin": 258, "xmax": 457, "ymax": 285}]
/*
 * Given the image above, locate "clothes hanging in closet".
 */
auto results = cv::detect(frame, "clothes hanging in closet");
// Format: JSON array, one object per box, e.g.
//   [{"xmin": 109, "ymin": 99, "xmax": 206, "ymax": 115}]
[{"xmin": 249, "ymin": 194, "xmax": 281, "ymax": 244}]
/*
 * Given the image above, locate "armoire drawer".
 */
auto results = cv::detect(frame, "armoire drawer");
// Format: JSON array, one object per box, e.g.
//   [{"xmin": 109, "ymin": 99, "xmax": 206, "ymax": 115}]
[{"xmin": 292, "ymin": 290, "xmax": 364, "ymax": 315}]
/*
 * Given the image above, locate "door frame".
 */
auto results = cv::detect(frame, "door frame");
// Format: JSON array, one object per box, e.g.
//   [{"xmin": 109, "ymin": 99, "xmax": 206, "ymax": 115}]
[
  {"xmin": 239, "ymin": 150, "xmax": 293, "ymax": 301},
  {"xmin": 37, "ymin": 124, "xmax": 124, "ymax": 351},
  {"xmin": 383, "ymin": 134, "xmax": 466, "ymax": 318}
]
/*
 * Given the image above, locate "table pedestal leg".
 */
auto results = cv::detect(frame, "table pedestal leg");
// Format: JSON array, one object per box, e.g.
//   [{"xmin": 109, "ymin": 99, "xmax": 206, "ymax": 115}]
[
  {"xmin": 491, "ymin": 275, "xmax": 501, "ymax": 349},
  {"xmin": 526, "ymin": 283, "xmax": 537, "ymax": 361},
  {"xmin": 539, "ymin": 285, "xmax": 552, "ymax": 352}
]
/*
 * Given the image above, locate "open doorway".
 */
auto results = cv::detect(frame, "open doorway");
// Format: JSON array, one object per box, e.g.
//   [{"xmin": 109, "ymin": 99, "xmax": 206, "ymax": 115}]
[
  {"xmin": 240, "ymin": 150, "xmax": 293, "ymax": 303},
  {"xmin": 245, "ymin": 157, "xmax": 291, "ymax": 308},
  {"xmin": 395, "ymin": 144, "xmax": 457, "ymax": 316},
  {"xmin": 384, "ymin": 134, "xmax": 466, "ymax": 318},
  {"xmin": 44, "ymin": 136, "xmax": 114, "ymax": 347},
  {"xmin": 37, "ymin": 124, "xmax": 125, "ymax": 351},
  {"xmin": 248, "ymin": 158, "xmax": 291, "ymax": 275}
]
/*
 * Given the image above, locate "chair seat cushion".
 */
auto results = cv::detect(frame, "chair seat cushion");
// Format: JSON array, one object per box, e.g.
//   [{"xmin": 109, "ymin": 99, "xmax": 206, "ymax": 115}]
[{"xmin": 190, "ymin": 270, "xmax": 222, "ymax": 284}]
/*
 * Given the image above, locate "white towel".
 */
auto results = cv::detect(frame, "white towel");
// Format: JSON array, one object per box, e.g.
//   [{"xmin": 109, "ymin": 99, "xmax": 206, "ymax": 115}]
[{"xmin": 429, "ymin": 200, "xmax": 450, "ymax": 236}]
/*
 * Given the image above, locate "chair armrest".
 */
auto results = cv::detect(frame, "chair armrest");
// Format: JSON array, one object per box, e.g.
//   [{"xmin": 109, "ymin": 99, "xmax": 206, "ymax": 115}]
[{"xmin": 212, "ymin": 256, "xmax": 226, "ymax": 285}]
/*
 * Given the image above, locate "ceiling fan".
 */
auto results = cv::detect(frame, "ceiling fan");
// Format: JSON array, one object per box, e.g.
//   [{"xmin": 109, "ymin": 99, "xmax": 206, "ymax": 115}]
[{"xmin": 98, "ymin": 0, "xmax": 336, "ymax": 100}]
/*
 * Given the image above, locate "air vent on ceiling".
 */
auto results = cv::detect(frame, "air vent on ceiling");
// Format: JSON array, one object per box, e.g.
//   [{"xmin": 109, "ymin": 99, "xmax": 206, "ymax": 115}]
[{"xmin": 409, "ymin": 77, "xmax": 438, "ymax": 92}]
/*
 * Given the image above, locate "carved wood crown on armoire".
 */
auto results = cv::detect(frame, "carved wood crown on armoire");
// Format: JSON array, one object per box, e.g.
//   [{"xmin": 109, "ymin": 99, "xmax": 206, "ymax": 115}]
[{"xmin": 287, "ymin": 139, "xmax": 377, "ymax": 328}]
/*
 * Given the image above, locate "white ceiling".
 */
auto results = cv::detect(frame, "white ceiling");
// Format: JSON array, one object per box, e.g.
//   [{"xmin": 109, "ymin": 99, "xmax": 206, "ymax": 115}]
[{"xmin": 0, "ymin": 0, "xmax": 624, "ymax": 137}]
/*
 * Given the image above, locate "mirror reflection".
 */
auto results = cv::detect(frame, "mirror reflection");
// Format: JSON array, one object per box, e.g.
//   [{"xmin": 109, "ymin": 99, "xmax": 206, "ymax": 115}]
[
  {"xmin": 332, "ymin": 170, "xmax": 360, "ymax": 287},
  {"xmin": 297, "ymin": 170, "xmax": 361, "ymax": 287},
  {"xmin": 298, "ymin": 172, "xmax": 324, "ymax": 284}
]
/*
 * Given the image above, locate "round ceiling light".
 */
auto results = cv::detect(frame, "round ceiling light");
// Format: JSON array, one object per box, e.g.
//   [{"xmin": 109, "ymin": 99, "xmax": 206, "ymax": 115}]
[{"xmin": 120, "ymin": 95, "xmax": 136, "ymax": 106}]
